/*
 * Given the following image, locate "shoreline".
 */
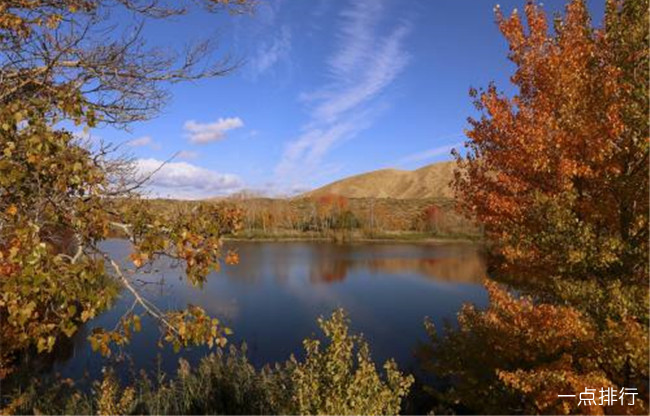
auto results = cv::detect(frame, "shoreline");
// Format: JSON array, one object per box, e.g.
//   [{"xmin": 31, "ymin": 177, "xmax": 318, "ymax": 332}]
[{"xmin": 223, "ymin": 234, "xmax": 482, "ymax": 245}]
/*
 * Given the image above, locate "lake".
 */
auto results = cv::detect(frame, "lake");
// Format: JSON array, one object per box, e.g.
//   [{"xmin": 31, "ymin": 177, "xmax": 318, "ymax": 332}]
[{"xmin": 47, "ymin": 239, "xmax": 488, "ymax": 382}]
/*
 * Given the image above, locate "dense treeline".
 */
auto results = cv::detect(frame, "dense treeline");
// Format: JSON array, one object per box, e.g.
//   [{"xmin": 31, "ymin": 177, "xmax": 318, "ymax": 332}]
[{"xmin": 144, "ymin": 195, "xmax": 480, "ymax": 241}]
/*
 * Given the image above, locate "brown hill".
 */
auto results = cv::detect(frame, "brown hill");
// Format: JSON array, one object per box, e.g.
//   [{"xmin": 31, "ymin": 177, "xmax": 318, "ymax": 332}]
[{"xmin": 302, "ymin": 161, "xmax": 456, "ymax": 199}]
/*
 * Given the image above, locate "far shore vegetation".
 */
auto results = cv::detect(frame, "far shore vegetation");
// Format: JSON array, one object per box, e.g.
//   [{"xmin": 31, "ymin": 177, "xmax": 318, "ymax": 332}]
[{"xmin": 141, "ymin": 196, "xmax": 482, "ymax": 243}]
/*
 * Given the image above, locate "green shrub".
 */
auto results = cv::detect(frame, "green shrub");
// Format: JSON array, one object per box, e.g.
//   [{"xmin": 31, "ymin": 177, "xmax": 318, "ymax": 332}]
[
  {"xmin": 285, "ymin": 309, "xmax": 413, "ymax": 415},
  {"xmin": 4, "ymin": 309, "xmax": 413, "ymax": 415}
]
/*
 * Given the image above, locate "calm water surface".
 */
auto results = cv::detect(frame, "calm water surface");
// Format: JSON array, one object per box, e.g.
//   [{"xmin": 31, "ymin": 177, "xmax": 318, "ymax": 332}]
[{"xmin": 50, "ymin": 240, "xmax": 487, "ymax": 381}]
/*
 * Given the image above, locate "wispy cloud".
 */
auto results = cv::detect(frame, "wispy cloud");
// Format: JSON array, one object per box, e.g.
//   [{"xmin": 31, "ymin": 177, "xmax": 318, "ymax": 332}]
[
  {"xmin": 275, "ymin": 109, "xmax": 373, "ymax": 180},
  {"xmin": 176, "ymin": 150, "xmax": 199, "ymax": 160},
  {"xmin": 251, "ymin": 25, "xmax": 291, "ymax": 77},
  {"xmin": 135, "ymin": 158, "xmax": 242, "ymax": 199},
  {"xmin": 395, "ymin": 141, "xmax": 462, "ymax": 166},
  {"xmin": 128, "ymin": 136, "xmax": 153, "ymax": 147},
  {"xmin": 275, "ymin": 0, "xmax": 411, "ymax": 187},
  {"xmin": 184, "ymin": 117, "xmax": 244, "ymax": 144},
  {"xmin": 127, "ymin": 135, "xmax": 161, "ymax": 150}
]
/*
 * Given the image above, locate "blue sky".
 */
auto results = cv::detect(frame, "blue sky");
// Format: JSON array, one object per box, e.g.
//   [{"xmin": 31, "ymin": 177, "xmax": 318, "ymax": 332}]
[{"xmin": 87, "ymin": 0, "xmax": 605, "ymax": 199}]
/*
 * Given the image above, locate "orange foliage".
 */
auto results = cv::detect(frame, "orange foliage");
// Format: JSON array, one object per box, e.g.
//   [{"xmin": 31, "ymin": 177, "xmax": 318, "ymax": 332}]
[
  {"xmin": 316, "ymin": 194, "xmax": 349, "ymax": 211},
  {"xmin": 427, "ymin": 1, "xmax": 649, "ymax": 414},
  {"xmin": 453, "ymin": 0, "xmax": 648, "ymax": 285},
  {"xmin": 423, "ymin": 281, "xmax": 648, "ymax": 415}
]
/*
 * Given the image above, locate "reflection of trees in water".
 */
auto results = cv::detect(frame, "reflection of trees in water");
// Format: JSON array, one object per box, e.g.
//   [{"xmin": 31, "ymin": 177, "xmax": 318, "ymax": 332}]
[
  {"xmin": 306, "ymin": 245, "xmax": 486, "ymax": 285},
  {"xmin": 365, "ymin": 255, "xmax": 485, "ymax": 283},
  {"xmin": 222, "ymin": 244, "xmax": 292, "ymax": 284},
  {"xmin": 6, "ymin": 323, "xmax": 91, "ymax": 388},
  {"xmin": 207, "ymin": 242, "xmax": 485, "ymax": 286},
  {"xmin": 310, "ymin": 260, "xmax": 349, "ymax": 283}
]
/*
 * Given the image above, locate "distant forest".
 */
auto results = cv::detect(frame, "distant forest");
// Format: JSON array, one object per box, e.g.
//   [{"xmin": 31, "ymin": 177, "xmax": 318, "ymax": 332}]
[{"xmin": 143, "ymin": 195, "xmax": 481, "ymax": 241}]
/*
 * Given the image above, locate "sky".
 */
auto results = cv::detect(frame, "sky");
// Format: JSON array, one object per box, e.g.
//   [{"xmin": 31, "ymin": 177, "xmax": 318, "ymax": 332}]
[{"xmin": 86, "ymin": 0, "xmax": 605, "ymax": 199}]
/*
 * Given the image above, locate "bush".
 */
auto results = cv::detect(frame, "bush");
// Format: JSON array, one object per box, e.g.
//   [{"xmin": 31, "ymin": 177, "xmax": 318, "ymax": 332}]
[
  {"xmin": 285, "ymin": 309, "xmax": 413, "ymax": 415},
  {"xmin": 4, "ymin": 309, "xmax": 413, "ymax": 415}
]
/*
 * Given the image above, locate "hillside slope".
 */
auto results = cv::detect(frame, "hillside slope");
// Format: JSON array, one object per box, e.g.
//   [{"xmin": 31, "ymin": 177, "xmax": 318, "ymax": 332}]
[{"xmin": 302, "ymin": 161, "xmax": 456, "ymax": 199}]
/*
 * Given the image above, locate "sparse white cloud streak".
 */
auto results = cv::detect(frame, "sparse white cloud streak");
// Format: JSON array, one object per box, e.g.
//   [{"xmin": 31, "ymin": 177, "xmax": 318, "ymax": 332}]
[
  {"xmin": 275, "ymin": 0, "xmax": 411, "ymax": 187},
  {"xmin": 184, "ymin": 117, "xmax": 244, "ymax": 144},
  {"xmin": 128, "ymin": 136, "xmax": 153, "ymax": 147},
  {"xmin": 176, "ymin": 150, "xmax": 199, "ymax": 160},
  {"xmin": 251, "ymin": 26, "xmax": 292, "ymax": 76},
  {"xmin": 135, "ymin": 158, "xmax": 242, "ymax": 199},
  {"xmin": 396, "ymin": 142, "xmax": 462, "ymax": 166}
]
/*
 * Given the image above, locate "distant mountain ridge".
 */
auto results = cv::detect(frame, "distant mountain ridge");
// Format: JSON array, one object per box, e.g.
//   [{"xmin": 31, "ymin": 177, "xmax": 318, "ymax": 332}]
[{"xmin": 302, "ymin": 161, "xmax": 456, "ymax": 199}]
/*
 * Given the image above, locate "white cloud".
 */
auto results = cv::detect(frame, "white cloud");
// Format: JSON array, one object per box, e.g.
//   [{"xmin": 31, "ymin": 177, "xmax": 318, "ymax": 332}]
[
  {"xmin": 251, "ymin": 26, "xmax": 292, "ymax": 77},
  {"xmin": 176, "ymin": 150, "xmax": 199, "ymax": 160},
  {"xmin": 275, "ymin": 111, "xmax": 371, "ymax": 180},
  {"xmin": 184, "ymin": 117, "xmax": 244, "ymax": 144},
  {"xmin": 73, "ymin": 129, "xmax": 100, "ymax": 144},
  {"xmin": 126, "ymin": 135, "xmax": 162, "ymax": 150},
  {"xmin": 275, "ymin": 0, "xmax": 411, "ymax": 187},
  {"xmin": 128, "ymin": 136, "xmax": 153, "ymax": 147},
  {"xmin": 396, "ymin": 142, "xmax": 462, "ymax": 166},
  {"xmin": 73, "ymin": 129, "xmax": 92, "ymax": 141},
  {"xmin": 135, "ymin": 158, "xmax": 243, "ymax": 199},
  {"xmin": 127, "ymin": 136, "xmax": 161, "ymax": 151}
]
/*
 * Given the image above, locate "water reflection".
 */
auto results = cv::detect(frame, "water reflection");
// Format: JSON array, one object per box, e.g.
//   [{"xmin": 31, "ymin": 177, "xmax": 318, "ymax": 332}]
[
  {"xmin": 309, "ymin": 252, "xmax": 485, "ymax": 284},
  {"xmin": 43, "ymin": 240, "xmax": 487, "ymax": 384},
  {"xmin": 227, "ymin": 242, "xmax": 485, "ymax": 285}
]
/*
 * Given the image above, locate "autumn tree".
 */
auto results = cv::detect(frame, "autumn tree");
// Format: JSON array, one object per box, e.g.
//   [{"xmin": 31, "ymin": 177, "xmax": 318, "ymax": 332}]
[
  {"xmin": 453, "ymin": 0, "xmax": 648, "ymax": 307},
  {"xmin": 421, "ymin": 281, "xmax": 648, "ymax": 415},
  {"xmin": 413, "ymin": 204, "xmax": 444, "ymax": 234},
  {"xmin": 0, "ymin": 0, "xmax": 251, "ymax": 378},
  {"xmin": 422, "ymin": 0, "xmax": 649, "ymax": 414}
]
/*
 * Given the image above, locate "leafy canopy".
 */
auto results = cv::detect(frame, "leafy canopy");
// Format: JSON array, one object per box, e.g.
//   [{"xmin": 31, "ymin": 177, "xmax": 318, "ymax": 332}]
[
  {"xmin": 0, "ymin": 0, "xmax": 250, "ymax": 379},
  {"xmin": 423, "ymin": 0, "xmax": 650, "ymax": 414}
]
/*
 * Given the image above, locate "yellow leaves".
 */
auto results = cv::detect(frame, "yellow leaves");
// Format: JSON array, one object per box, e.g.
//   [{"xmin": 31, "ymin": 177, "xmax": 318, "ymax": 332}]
[
  {"xmin": 160, "ymin": 306, "xmax": 230, "ymax": 354},
  {"xmin": 0, "ymin": 0, "xmax": 253, "ymax": 381},
  {"xmin": 45, "ymin": 14, "xmax": 62, "ymax": 29},
  {"xmin": 62, "ymin": 323, "xmax": 77, "ymax": 338},
  {"xmin": 0, "ymin": 108, "xmax": 244, "ymax": 378},
  {"xmin": 3, "ymin": 141, "xmax": 15, "ymax": 157},
  {"xmin": 81, "ymin": 309, "xmax": 93, "ymax": 322},
  {"xmin": 133, "ymin": 315, "xmax": 141, "ymax": 332},
  {"xmin": 36, "ymin": 336, "xmax": 55, "ymax": 353},
  {"xmin": 97, "ymin": 370, "xmax": 135, "ymax": 416},
  {"xmin": 288, "ymin": 308, "xmax": 413, "ymax": 415},
  {"xmin": 88, "ymin": 329, "xmax": 125, "ymax": 357},
  {"xmin": 177, "ymin": 322, "xmax": 186, "ymax": 337},
  {"xmin": 6, "ymin": 204, "xmax": 18, "ymax": 216}
]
